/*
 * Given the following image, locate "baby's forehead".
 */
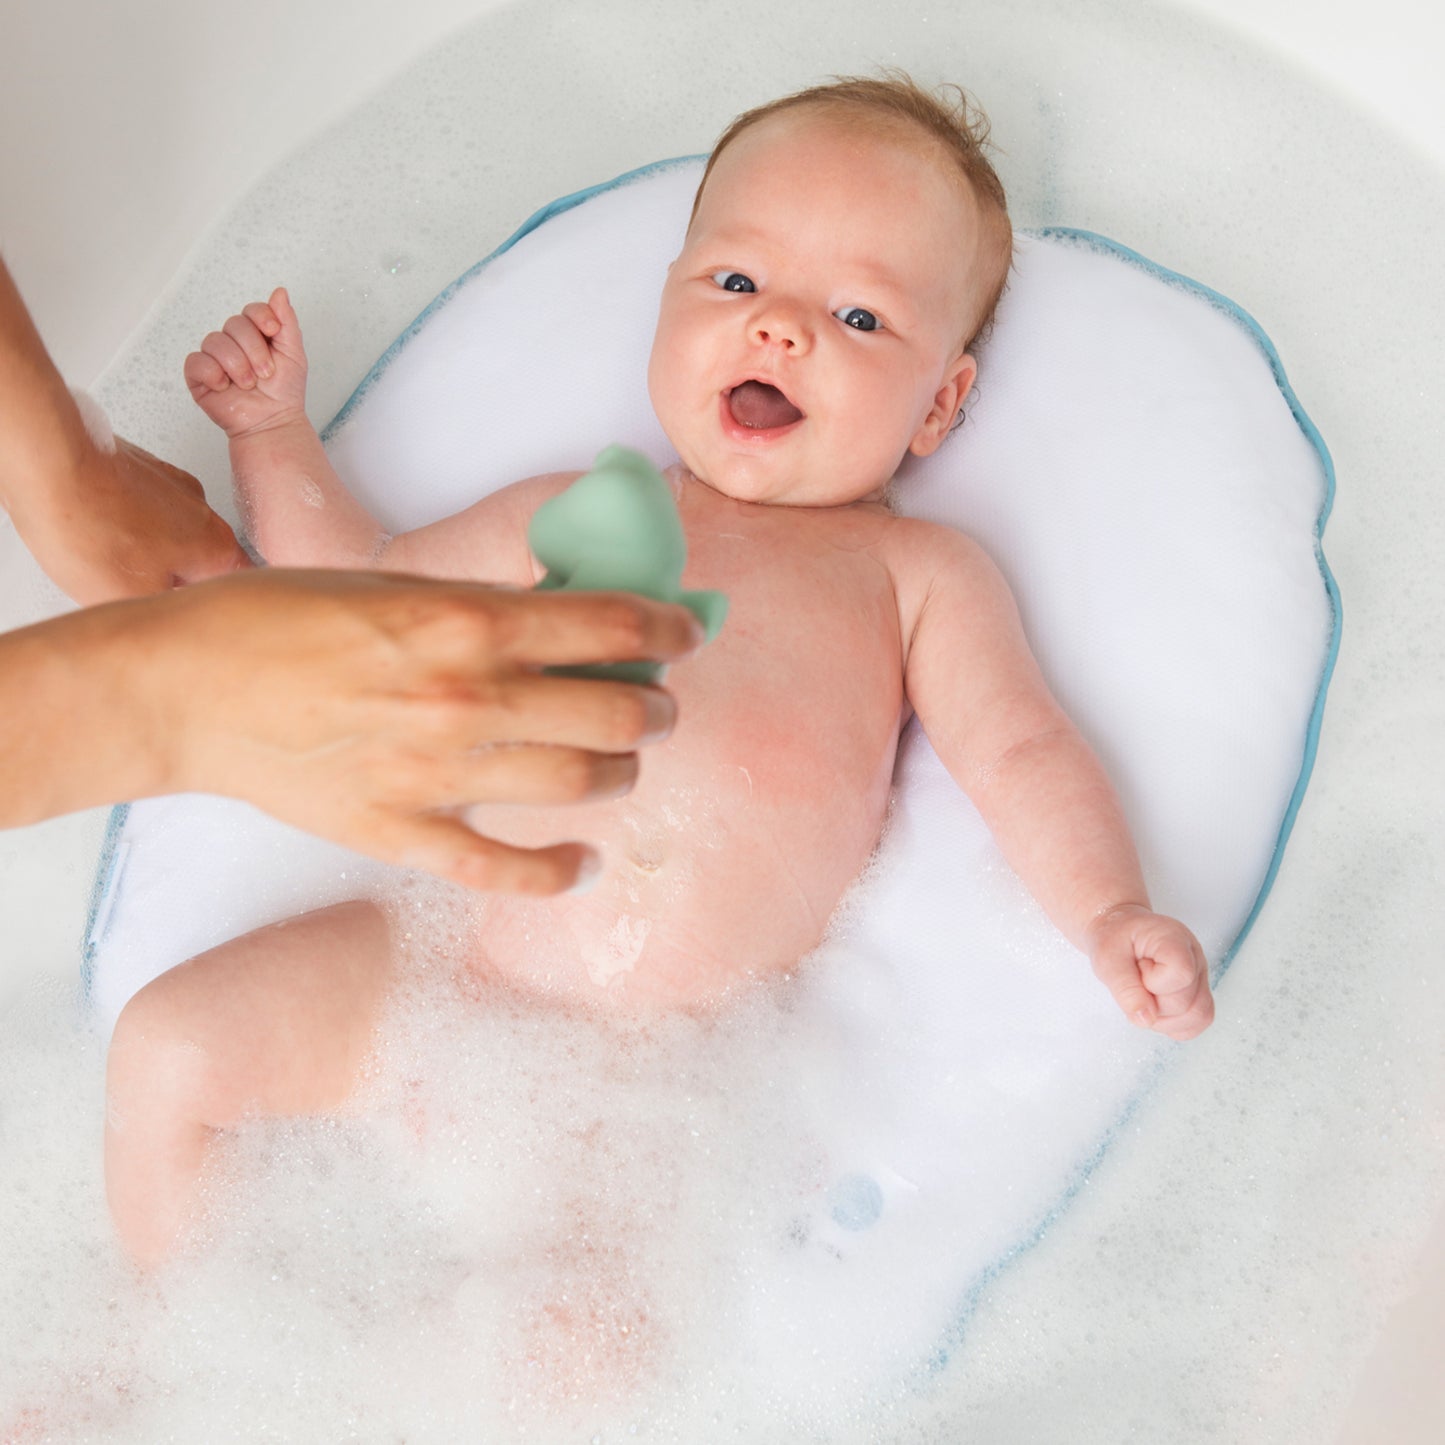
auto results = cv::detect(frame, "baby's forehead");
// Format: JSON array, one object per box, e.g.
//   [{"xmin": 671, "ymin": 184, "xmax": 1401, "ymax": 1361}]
[
  {"xmin": 699, "ymin": 109, "xmax": 981, "ymax": 240},
  {"xmin": 733, "ymin": 106, "xmax": 947, "ymax": 172}
]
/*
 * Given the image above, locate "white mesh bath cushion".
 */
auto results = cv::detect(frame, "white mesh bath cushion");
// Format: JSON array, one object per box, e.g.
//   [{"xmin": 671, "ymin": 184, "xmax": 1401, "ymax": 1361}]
[{"xmin": 83, "ymin": 158, "xmax": 1337, "ymax": 1388}]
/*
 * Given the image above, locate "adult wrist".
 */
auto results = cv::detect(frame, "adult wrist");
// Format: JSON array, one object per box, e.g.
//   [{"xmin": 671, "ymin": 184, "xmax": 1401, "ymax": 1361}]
[
  {"xmin": 0, "ymin": 378, "xmax": 97, "ymax": 521},
  {"xmin": 0, "ymin": 601, "xmax": 166, "ymax": 825}
]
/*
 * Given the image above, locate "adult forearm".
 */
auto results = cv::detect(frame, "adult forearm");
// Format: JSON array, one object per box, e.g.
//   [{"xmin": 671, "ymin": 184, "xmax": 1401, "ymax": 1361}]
[
  {"xmin": 0, "ymin": 258, "xmax": 92, "ymax": 519},
  {"xmin": 0, "ymin": 601, "xmax": 167, "ymax": 826}
]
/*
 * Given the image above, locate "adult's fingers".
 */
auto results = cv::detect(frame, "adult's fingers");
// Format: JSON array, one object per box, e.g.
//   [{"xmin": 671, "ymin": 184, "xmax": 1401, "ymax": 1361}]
[
  {"xmin": 465, "ymin": 588, "xmax": 705, "ymax": 669},
  {"xmin": 172, "ymin": 533, "xmax": 256, "ymax": 586},
  {"xmin": 447, "ymin": 744, "xmax": 639, "ymax": 807},
  {"xmin": 383, "ymin": 742, "xmax": 642, "ymax": 810},
  {"xmin": 378, "ymin": 812, "xmax": 599, "ymax": 896},
  {"xmin": 451, "ymin": 672, "xmax": 676, "ymax": 752},
  {"xmin": 115, "ymin": 437, "xmax": 207, "ymax": 500}
]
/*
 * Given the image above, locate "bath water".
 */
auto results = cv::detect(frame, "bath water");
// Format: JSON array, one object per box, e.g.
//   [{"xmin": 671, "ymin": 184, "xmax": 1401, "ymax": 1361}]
[{"xmin": 2, "ymin": 0, "xmax": 1444, "ymax": 1439}]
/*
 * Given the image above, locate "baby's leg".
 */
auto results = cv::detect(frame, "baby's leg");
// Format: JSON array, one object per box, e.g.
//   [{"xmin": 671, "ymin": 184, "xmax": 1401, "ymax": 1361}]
[{"xmin": 104, "ymin": 899, "xmax": 391, "ymax": 1268}]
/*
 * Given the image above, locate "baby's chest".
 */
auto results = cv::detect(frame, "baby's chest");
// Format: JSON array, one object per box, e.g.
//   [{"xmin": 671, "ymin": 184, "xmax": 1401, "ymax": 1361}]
[{"xmin": 675, "ymin": 542, "xmax": 906, "ymax": 782}]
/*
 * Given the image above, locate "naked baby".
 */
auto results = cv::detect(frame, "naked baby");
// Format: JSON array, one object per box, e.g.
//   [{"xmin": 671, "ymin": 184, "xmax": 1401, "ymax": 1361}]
[{"xmin": 106, "ymin": 75, "xmax": 1215, "ymax": 1269}]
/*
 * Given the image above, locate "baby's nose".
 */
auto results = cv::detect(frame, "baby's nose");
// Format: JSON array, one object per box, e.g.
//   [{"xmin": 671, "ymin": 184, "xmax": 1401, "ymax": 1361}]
[{"xmin": 749, "ymin": 301, "xmax": 810, "ymax": 353}]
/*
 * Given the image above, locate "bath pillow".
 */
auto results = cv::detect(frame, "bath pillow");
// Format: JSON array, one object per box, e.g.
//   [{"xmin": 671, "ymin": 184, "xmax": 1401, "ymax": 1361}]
[{"xmin": 82, "ymin": 158, "xmax": 1337, "ymax": 1390}]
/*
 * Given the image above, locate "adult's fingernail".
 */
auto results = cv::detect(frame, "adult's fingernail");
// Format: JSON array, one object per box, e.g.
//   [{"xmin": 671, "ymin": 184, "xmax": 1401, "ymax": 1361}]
[
  {"xmin": 641, "ymin": 690, "xmax": 677, "ymax": 743},
  {"xmin": 568, "ymin": 848, "xmax": 603, "ymax": 895},
  {"xmin": 594, "ymin": 755, "xmax": 639, "ymax": 800}
]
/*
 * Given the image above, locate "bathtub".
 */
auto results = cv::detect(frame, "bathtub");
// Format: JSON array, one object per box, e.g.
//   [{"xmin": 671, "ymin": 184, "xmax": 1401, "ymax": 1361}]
[{"xmin": 0, "ymin": 1, "xmax": 1441, "ymax": 1439}]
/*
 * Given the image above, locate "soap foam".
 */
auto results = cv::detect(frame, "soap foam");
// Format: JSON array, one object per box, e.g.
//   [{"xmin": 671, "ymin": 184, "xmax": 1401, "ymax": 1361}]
[{"xmin": 2, "ymin": 0, "xmax": 1444, "ymax": 1440}]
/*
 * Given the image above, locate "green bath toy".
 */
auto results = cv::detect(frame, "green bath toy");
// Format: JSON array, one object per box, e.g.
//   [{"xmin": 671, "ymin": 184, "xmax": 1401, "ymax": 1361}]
[{"xmin": 528, "ymin": 445, "xmax": 727, "ymax": 683}]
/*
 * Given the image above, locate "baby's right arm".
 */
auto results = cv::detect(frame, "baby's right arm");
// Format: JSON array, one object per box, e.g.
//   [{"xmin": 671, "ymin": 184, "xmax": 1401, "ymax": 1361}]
[
  {"xmin": 187, "ymin": 291, "xmax": 556, "ymax": 586},
  {"xmin": 185, "ymin": 289, "xmax": 390, "ymax": 568}
]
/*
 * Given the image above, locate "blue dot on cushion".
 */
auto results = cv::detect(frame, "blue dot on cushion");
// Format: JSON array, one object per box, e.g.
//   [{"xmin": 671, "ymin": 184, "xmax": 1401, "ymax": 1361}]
[{"xmin": 829, "ymin": 1174, "xmax": 885, "ymax": 1231}]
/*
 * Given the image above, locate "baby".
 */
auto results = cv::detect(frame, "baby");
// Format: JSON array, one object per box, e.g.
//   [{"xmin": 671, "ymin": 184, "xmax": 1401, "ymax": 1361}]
[{"xmin": 106, "ymin": 75, "xmax": 1214, "ymax": 1268}]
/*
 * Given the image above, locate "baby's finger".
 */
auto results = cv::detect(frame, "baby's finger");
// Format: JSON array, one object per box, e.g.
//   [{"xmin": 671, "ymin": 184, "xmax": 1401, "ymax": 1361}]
[
  {"xmin": 1152, "ymin": 988, "xmax": 1215, "ymax": 1041},
  {"xmin": 1091, "ymin": 938, "xmax": 1159, "ymax": 1029},
  {"xmin": 183, "ymin": 349, "xmax": 231, "ymax": 399},
  {"xmin": 267, "ymin": 286, "xmax": 299, "ymax": 332},
  {"xmin": 221, "ymin": 313, "xmax": 276, "ymax": 380},
  {"xmin": 1138, "ymin": 939, "xmax": 1203, "ymax": 998},
  {"xmin": 199, "ymin": 330, "xmax": 259, "ymax": 388},
  {"xmin": 241, "ymin": 300, "xmax": 282, "ymax": 338}
]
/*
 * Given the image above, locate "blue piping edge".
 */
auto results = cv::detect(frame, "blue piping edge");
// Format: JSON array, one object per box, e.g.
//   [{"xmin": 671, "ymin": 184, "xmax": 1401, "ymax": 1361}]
[{"xmin": 79, "ymin": 800, "xmax": 130, "ymax": 1002}]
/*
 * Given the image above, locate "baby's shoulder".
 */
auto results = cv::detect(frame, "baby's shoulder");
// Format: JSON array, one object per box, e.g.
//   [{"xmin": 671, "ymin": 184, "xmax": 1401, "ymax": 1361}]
[
  {"xmin": 875, "ymin": 514, "xmax": 1013, "ymax": 629},
  {"xmin": 492, "ymin": 469, "xmax": 585, "ymax": 508},
  {"xmin": 876, "ymin": 512, "xmax": 995, "ymax": 578}
]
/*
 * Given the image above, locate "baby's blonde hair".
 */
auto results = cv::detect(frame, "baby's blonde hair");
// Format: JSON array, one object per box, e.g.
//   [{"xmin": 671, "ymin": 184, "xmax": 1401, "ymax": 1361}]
[{"xmin": 690, "ymin": 71, "xmax": 1013, "ymax": 348}]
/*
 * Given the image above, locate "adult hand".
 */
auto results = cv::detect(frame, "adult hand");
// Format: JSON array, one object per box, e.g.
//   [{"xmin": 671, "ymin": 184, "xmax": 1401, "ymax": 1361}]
[
  {"xmin": 8, "ymin": 428, "xmax": 253, "ymax": 605},
  {"xmin": 0, "ymin": 256, "xmax": 251, "ymax": 603},
  {"xmin": 0, "ymin": 568, "xmax": 703, "ymax": 894}
]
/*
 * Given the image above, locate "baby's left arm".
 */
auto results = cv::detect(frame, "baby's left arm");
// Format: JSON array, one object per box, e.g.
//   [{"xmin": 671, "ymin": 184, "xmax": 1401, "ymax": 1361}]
[{"xmin": 899, "ymin": 526, "xmax": 1214, "ymax": 1040}]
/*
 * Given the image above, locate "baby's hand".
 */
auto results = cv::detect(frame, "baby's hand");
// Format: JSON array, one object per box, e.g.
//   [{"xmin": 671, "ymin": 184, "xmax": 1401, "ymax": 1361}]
[
  {"xmin": 1087, "ymin": 904, "xmax": 1215, "ymax": 1040},
  {"xmin": 183, "ymin": 287, "xmax": 306, "ymax": 439}
]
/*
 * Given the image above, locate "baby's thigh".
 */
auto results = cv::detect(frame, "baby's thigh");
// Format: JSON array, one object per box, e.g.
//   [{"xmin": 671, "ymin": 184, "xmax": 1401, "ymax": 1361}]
[{"xmin": 108, "ymin": 899, "xmax": 394, "ymax": 1124}]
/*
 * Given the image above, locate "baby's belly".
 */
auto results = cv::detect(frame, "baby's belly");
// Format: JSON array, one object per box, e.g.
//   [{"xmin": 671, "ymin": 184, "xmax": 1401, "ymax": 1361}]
[{"xmin": 459, "ymin": 725, "xmax": 897, "ymax": 1011}]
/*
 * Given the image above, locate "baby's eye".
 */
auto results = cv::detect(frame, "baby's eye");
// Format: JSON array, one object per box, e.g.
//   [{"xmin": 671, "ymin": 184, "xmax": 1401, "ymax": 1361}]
[
  {"xmin": 711, "ymin": 271, "xmax": 756, "ymax": 293},
  {"xmin": 835, "ymin": 306, "xmax": 881, "ymax": 332}
]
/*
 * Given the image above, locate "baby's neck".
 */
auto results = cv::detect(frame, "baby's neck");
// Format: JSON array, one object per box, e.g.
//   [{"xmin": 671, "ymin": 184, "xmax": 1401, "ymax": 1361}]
[{"xmin": 672, "ymin": 464, "xmax": 892, "ymax": 515}]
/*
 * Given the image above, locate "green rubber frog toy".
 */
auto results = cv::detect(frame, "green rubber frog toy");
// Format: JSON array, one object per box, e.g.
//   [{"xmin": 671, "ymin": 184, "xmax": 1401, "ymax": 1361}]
[{"xmin": 528, "ymin": 445, "xmax": 728, "ymax": 684}]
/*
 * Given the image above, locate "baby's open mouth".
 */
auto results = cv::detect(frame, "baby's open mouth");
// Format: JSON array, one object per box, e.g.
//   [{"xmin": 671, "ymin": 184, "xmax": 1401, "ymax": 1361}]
[{"xmin": 726, "ymin": 380, "xmax": 804, "ymax": 431}]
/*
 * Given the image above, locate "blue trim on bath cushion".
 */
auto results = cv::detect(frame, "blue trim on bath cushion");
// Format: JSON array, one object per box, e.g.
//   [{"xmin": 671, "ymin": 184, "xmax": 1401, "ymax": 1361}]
[
  {"xmin": 80, "ymin": 801, "xmax": 130, "ymax": 1001},
  {"xmin": 321, "ymin": 156, "xmax": 708, "ymax": 444},
  {"xmin": 1036, "ymin": 227, "xmax": 1342, "ymax": 981}
]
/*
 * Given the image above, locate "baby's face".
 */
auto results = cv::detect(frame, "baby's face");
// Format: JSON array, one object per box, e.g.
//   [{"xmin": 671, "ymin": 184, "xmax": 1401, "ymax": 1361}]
[{"xmin": 648, "ymin": 112, "xmax": 984, "ymax": 508}]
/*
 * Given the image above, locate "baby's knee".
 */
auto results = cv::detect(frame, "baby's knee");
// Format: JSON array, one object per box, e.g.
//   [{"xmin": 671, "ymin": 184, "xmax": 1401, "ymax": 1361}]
[{"xmin": 106, "ymin": 972, "xmax": 213, "ymax": 1120}]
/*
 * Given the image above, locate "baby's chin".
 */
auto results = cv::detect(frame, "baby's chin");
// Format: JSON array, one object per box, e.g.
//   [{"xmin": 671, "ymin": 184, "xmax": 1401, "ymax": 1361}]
[
  {"xmin": 664, "ymin": 427, "xmax": 895, "ymax": 508},
  {"xmin": 684, "ymin": 465, "xmax": 889, "ymax": 509}
]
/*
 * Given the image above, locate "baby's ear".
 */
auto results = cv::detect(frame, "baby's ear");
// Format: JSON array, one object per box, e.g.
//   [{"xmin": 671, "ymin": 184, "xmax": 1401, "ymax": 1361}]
[{"xmin": 909, "ymin": 352, "xmax": 977, "ymax": 458}]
